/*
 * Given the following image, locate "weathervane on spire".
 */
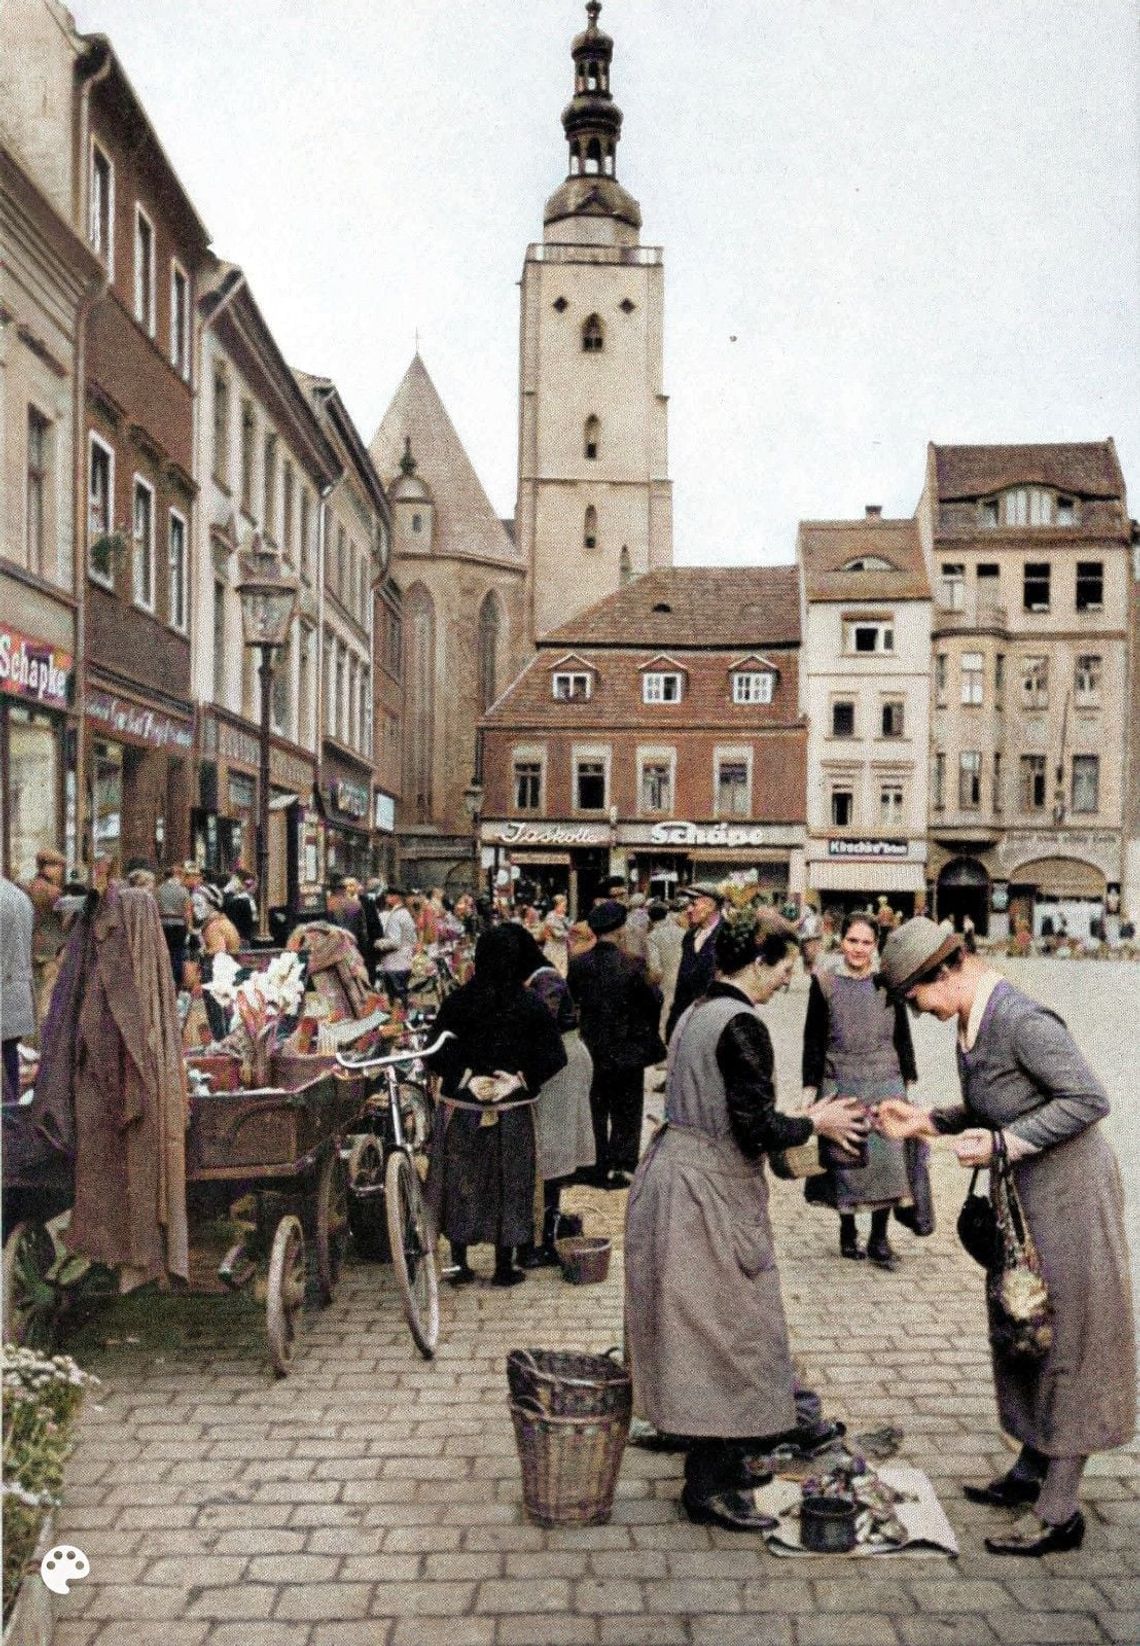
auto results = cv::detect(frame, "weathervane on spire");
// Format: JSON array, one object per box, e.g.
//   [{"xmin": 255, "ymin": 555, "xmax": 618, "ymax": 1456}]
[{"xmin": 585, "ymin": 1, "xmax": 601, "ymax": 30}]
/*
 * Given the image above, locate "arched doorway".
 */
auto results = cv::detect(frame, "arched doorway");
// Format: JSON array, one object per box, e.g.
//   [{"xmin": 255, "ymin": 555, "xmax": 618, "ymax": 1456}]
[
  {"xmin": 937, "ymin": 856, "xmax": 990, "ymax": 936},
  {"xmin": 1012, "ymin": 856, "xmax": 1107, "ymax": 942}
]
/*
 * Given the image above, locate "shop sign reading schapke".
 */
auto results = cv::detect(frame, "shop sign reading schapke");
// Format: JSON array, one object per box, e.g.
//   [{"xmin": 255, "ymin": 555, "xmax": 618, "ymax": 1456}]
[
  {"xmin": 650, "ymin": 820, "xmax": 774, "ymax": 848},
  {"xmin": 0, "ymin": 626, "xmax": 73, "ymax": 709}
]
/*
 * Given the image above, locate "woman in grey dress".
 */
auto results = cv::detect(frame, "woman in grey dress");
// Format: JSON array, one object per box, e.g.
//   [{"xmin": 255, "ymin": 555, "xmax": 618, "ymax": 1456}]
[
  {"xmin": 802, "ymin": 912, "xmax": 919, "ymax": 1268},
  {"xmin": 624, "ymin": 911, "xmax": 866, "ymax": 1530},
  {"xmin": 877, "ymin": 917, "xmax": 1135, "ymax": 1557}
]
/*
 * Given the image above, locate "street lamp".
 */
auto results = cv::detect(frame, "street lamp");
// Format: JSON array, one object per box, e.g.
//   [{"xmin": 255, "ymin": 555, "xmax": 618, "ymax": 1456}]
[
  {"xmin": 236, "ymin": 538, "xmax": 299, "ymax": 944},
  {"xmin": 462, "ymin": 779, "xmax": 484, "ymax": 898}
]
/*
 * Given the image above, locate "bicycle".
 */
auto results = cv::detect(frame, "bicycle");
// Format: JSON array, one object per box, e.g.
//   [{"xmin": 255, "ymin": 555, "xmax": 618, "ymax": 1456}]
[{"xmin": 336, "ymin": 1030, "xmax": 453, "ymax": 1359}]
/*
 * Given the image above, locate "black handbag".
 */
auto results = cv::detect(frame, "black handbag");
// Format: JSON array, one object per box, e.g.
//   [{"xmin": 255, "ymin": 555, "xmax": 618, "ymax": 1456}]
[{"xmin": 956, "ymin": 1135, "xmax": 1000, "ymax": 1267}]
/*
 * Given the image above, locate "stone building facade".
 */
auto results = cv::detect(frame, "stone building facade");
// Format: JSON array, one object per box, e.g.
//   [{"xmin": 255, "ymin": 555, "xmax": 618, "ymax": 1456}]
[
  {"xmin": 797, "ymin": 512, "xmax": 933, "ymax": 919},
  {"xmin": 193, "ymin": 259, "xmax": 342, "ymax": 910},
  {"xmin": 917, "ymin": 442, "xmax": 1133, "ymax": 938},
  {"xmin": 370, "ymin": 354, "xmax": 527, "ymax": 892},
  {"xmin": 516, "ymin": 0, "xmax": 673, "ymax": 640},
  {"xmin": 0, "ymin": 142, "xmax": 103, "ymax": 879},
  {"xmin": 479, "ymin": 568, "xmax": 806, "ymax": 915}
]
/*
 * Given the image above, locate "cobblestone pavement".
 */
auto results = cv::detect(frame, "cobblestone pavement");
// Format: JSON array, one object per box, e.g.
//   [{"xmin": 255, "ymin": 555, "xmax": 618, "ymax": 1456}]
[{"xmin": 51, "ymin": 959, "xmax": 1139, "ymax": 1645}]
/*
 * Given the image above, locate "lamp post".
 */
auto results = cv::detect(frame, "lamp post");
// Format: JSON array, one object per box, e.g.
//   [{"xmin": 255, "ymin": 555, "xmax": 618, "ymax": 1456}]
[
  {"xmin": 236, "ymin": 538, "xmax": 300, "ymax": 944},
  {"xmin": 462, "ymin": 780, "xmax": 484, "ymax": 899}
]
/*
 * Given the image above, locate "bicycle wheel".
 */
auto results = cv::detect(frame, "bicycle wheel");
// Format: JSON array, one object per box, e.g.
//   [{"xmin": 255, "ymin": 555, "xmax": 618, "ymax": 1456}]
[
  {"xmin": 398, "ymin": 1082, "xmax": 434, "ymax": 1161},
  {"xmin": 384, "ymin": 1148, "xmax": 439, "ymax": 1358}
]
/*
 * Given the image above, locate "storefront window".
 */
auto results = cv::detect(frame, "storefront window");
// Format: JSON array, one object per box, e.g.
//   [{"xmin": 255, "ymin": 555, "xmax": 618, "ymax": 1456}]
[
  {"xmin": 6, "ymin": 707, "xmax": 60, "ymax": 881},
  {"xmin": 228, "ymin": 772, "xmax": 256, "ymax": 869},
  {"xmin": 92, "ymin": 737, "xmax": 122, "ymax": 864}
]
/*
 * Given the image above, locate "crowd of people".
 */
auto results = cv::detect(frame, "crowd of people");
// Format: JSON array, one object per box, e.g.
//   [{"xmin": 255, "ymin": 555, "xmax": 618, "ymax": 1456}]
[{"xmin": 1, "ymin": 849, "xmax": 1133, "ymax": 1559}]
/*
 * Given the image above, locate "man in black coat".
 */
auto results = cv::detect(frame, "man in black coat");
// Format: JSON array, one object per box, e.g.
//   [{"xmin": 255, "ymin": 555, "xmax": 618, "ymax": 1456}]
[
  {"xmin": 665, "ymin": 882, "xmax": 725, "ymax": 1043},
  {"xmin": 568, "ymin": 900, "xmax": 664, "ymax": 1188}
]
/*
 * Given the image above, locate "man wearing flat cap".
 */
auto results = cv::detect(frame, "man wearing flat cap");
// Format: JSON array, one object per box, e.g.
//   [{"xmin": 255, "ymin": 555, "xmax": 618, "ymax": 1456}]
[
  {"xmin": 24, "ymin": 846, "xmax": 67, "ymax": 1027},
  {"xmin": 568, "ymin": 900, "xmax": 665, "ymax": 1188},
  {"xmin": 665, "ymin": 881, "xmax": 724, "ymax": 1043}
]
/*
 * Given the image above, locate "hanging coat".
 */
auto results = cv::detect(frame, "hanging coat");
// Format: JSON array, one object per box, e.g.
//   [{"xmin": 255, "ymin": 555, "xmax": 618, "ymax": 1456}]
[{"xmin": 940, "ymin": 980, "xmax": 1134, "ymax": 1457}]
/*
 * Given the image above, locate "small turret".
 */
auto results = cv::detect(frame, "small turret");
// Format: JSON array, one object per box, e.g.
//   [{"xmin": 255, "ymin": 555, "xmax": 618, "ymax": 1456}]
[{"xmin": 388, "ymin": 435, "xmax": 434, "ymax": 554}]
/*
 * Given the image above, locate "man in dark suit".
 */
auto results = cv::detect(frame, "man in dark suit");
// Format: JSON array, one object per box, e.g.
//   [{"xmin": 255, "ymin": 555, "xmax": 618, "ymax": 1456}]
[
  {"xmin": 568, "ymin": 900, "xmax": 663, "ymax": 1189},
  {"xmin": 665, "ymin": 882, "xmax": 725, "ymax": 1043}
]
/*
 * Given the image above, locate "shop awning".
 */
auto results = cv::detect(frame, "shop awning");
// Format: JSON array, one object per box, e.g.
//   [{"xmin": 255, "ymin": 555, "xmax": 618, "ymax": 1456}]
[
  {"xmin": 810, "ymin": 860, "xmax": 926, "ymax": 893},
  {"xmin": 507, "ymin": 851, "xmax": 571, "ymax": 866},
  {"xmin": 689, "ymin": 848, "xmax": 789, "ymax": 864},
  {"xmin": 1013, "ymin": 857, "xmax": 1106, "ymax": 898}
]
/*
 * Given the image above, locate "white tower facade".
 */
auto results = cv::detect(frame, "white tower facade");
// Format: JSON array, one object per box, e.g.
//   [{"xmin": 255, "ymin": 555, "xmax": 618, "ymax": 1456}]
[{"xmin": 517, "ymin": 1, "xmax": 673, "ymax": 640}]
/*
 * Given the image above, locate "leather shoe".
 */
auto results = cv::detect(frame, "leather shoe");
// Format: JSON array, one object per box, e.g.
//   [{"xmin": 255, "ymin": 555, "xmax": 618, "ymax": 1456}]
[
  {"xmin": 963, "ymin": 1471, "xmax": 1042, "ymax": 1508},
  {"xmin": 985, "ymin": 1510, "xmax": 1085, "ymax": 1557},
  {"xmin": 447, "ymin": 1264, "xmax": 476, "ymax": 1287},
  {"xmin": 867, "ymin": 1238, "xmax": 898, "ymax": 1271},
  {"xmin": 518, "ymin": 1245, "xmax": 560, "ymax": 1270},
  {"xmin": 681, "ymin": 1488, "xmax": 777, "ymax": 1533},
  {"xmin": 604, "ymin": 1171, "xmax": 634, "ymax": 1191},
  {"xmin": 840, "ymin": 1235, "xmax": 866, "ymax": 1261}
]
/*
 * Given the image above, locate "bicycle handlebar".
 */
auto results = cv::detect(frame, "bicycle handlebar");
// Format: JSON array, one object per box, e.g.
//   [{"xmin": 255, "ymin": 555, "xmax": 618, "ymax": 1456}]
[{"xmin": 335, "ymin": 1029, "xmax": 454, "ymax": 1073}]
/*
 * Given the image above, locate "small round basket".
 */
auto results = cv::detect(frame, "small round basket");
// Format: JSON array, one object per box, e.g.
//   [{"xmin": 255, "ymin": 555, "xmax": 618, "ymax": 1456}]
[{"xmin": 555, "ymin": 1235, "xmax": 611, "ymax": 1286}]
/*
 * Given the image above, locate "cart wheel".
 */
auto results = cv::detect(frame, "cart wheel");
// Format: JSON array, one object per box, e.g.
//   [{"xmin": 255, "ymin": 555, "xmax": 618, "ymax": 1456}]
[
  {"xmin": 385, "ymin": 1149, "xmax": 439, "ymax": 1359},
  {"xmin": 314, "ymin": 1149, "xmax": 349, "ymax": 1305},
  {"xmin": 347, "ymin": 1134, "xmax": 389, "ymax": 1261},
  {"xmin": 265, "ymin": 1215, "xmax": 306, "ymax": 1377},
  {"xmin": 2, "ymin": 1221, "xmax": 57, "ymax": 1349}
]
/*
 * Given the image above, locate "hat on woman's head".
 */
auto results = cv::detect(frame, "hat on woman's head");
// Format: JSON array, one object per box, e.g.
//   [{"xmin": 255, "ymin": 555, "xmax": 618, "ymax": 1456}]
[
  {"xmin": 587, "ymin": 899, "xmax": 627, "ymax": 936},
  {"xmin": 880, "ymin": 916, "xmax": 963, "ymax": 997}
]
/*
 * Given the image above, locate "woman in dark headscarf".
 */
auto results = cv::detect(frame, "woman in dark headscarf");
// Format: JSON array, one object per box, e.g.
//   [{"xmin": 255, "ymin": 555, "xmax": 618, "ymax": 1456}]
[
  {"xmin": 424, "ymin": 925, "xmax": 567, "ymax": 1286},
  {"xmin": 499, "ymin": 925, "xmax": 596, "ymax": 1266}
]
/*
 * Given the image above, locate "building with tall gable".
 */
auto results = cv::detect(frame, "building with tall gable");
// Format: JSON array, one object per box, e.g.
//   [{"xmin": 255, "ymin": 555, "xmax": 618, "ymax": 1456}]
[
  {"xmin": 516, "ymin": 0, "xmax": 673, "ymax": 639},
  {"xmin": 797, "ymin": 510, "xmax": 933, "ymax": 919},
  {"xmin": 917, "ymin": 441, "xmax": 1133, "ymax": 938},
  {"xmin": 370, "ymin": 353, "xmax": 527, "ymax": 890}
]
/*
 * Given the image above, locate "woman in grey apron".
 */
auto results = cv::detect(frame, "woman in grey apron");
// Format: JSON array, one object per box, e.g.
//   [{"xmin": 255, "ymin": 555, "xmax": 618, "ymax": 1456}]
[
  {"xmin": 877, "ymin": 918, "xmax": 1135, "ymax": 1557},
  {"xmin": 624, "ymin": 910, "xmax": 866, "ymax": 1530},
  {"xmin": 802, "ymin": 912, "xmax": 919, "ymax": 1268}
]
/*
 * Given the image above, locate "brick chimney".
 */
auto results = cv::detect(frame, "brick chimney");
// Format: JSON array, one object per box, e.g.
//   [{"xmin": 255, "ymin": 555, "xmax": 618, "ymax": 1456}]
[{"xmin": 865, "ymin": 505, "xmax": 882, "ymax": 519}]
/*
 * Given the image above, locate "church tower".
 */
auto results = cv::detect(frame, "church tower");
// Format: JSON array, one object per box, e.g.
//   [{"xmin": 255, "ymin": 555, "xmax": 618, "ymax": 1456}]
[{"xmin": 517, "ymin": 1, "xmax": 673, "ymax": 639}]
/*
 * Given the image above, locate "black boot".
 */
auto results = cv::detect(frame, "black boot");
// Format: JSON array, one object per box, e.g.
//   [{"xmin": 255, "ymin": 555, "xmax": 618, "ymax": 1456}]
[
  {"xmin": 448, "ymin": 1242, "xmax": 476, "ymax": 1286},
  {"xmin": 839, "ymin": 1214, "xmax": 865, "ymax": 1261},
  {"xmin": 491, "ymin": 1244, "xmax": 526, "ymax": 1287},
  {"xmin": 867, "ymin": 1209, "xmax": 897, "ymax": 1271}
]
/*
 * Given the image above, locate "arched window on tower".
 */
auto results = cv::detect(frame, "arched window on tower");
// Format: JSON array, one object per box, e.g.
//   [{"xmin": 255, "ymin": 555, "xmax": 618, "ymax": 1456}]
[
  {"xmin": 619, "ymin": 546, "xmax": 632, "ymax": 585},
  {"xmin": 585, "ymin": 137, "xmax": 603, "ymax": 175},
  {"xmin": 604, "ymin": 142, "xmax": 615, "ymax": 177},
  {"xmin": 581, "ymin": 314, "xmax": 604, "ymax": 353},
  {"xmin": 584, "ymin": 416, "xmax": 600, "ymax": 461},
  {"xmin": 586, "ymin": 59, "xmax": 599, "ymax": 89},
  {"xmin": 477, "ymin": 590, "xmax": 502, "ymax": 711},
  {"xmin": 584, "ymin": 506, "xmax": 598, "ymax": 550},
  {"xmin": 403, "ymin": 582, "xmax": 435, "ymax": 823}
]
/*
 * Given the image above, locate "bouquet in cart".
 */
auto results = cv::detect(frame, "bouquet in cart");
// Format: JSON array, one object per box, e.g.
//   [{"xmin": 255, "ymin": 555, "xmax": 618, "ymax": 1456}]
[{"xmin": 204, "ymin": 951, "xmax": 307, "ymax": 1086}]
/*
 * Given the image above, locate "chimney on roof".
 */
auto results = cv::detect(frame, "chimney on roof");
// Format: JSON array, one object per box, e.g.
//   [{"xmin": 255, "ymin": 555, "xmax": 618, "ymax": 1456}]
[{"xmin": 865, "ymin": 505, "xmax": 882, "ymax": 519}]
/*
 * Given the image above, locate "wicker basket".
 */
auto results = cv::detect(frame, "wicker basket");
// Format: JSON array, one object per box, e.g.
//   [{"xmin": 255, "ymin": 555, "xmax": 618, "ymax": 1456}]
[
  {"xmin": 555, "ymin": 1235, "xmax": 612, "ymax": 1285},
  {"xmin": 506, "ymin": 1348, "xmax": 632, "ymax": 1418},
  {"xmin": 510, "ymin": 1401, "xmax": 631, "ymax": 1526}
]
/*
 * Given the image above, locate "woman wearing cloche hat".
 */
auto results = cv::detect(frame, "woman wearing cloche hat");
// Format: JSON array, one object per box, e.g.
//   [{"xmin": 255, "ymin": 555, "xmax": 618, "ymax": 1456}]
[{"xmin": 876, "ymin": 917, "xmax": 1135, "ymax": 1556}]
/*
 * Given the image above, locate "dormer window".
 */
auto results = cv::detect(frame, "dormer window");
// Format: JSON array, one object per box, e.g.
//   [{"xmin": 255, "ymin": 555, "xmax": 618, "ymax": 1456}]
[
  {"xmin": 840, "ymin": 556, "xmax": 897, "ymax": 572},
  {"xmin": 553, "ymin": 671, "xmax": 592, "ymax": 702},
  {"xmin": 732, "ymin": 671, "xmax": 775, "ymax": 705},
  {"xmin": 643, "ymin": 672, "xmax": 683, "ymax": 704},
  {"xmin": 581, "ymin": 314, "xmax": 604, "ymax": 353},
  {"xmin": 980, "ymin": 488, "xmax": 1077, "ymax": 528}
]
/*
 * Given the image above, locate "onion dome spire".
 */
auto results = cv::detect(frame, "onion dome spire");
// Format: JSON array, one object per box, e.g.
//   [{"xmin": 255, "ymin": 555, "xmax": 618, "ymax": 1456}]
[{"xmin": 544, "ymin": 1, "xmax": 641, "ymax": 233}]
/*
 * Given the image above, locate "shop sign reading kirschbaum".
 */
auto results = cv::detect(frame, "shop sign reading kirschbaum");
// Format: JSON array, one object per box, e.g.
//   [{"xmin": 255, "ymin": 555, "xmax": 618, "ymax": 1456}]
[
  {"xmin": 0, "ymin": 626, "xmax": 73, "ymax": 710},
  {"xmin": 87, "ymin": 689, "xmax": 193, "ymax": 751},
  {"xmin": 827, "ymin": 838, "xmax": 910, "ymax": 859}
]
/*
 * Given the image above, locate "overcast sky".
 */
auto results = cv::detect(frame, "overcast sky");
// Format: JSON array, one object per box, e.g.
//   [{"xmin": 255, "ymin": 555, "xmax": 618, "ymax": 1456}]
[{"xmin": 69, "ymin": 0, "xmax": 1140, "ymax": 565}]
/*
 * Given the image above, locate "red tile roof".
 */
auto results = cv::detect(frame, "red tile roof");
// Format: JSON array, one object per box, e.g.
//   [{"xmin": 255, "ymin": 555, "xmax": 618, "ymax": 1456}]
[
  {"xmin": 797, "ymin": 519, "xmax": 930, "ymax": 602},
  {"xmin": 932, "ymin": 442, "xmax": 1124, "ymax": 502},
  {"xmin": 540, "ymin": 566, "xmax": 802, "ymax": 648}
]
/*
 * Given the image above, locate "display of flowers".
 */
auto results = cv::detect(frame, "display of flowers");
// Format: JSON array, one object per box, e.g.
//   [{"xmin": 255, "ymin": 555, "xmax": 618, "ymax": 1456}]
[{"xmin": 204, "ymin": 951, "xmax": 306, "ymax": 1045}]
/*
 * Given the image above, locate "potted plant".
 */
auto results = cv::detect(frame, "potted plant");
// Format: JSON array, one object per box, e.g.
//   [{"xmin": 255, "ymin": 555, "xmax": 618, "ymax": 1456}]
[
  {"xmin": 88, "ymin": 529, "xmax": 128, "ymax": 580},
  {"xmin": 2, "ymin": 1347, "xmax": 98, "ymax": 1642}
]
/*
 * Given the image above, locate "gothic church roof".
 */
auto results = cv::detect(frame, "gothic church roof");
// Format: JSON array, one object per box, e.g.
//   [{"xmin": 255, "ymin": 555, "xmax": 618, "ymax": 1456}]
[{"xmin": 370, "ymin": 355, "xmax": 522, "ymax": 568}]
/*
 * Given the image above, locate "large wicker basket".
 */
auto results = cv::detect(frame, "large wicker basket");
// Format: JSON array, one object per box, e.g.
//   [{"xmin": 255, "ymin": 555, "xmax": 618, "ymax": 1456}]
[{"xmin": 506, "ymin": 1349, "xmax": 632, "ymax": 1526}]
